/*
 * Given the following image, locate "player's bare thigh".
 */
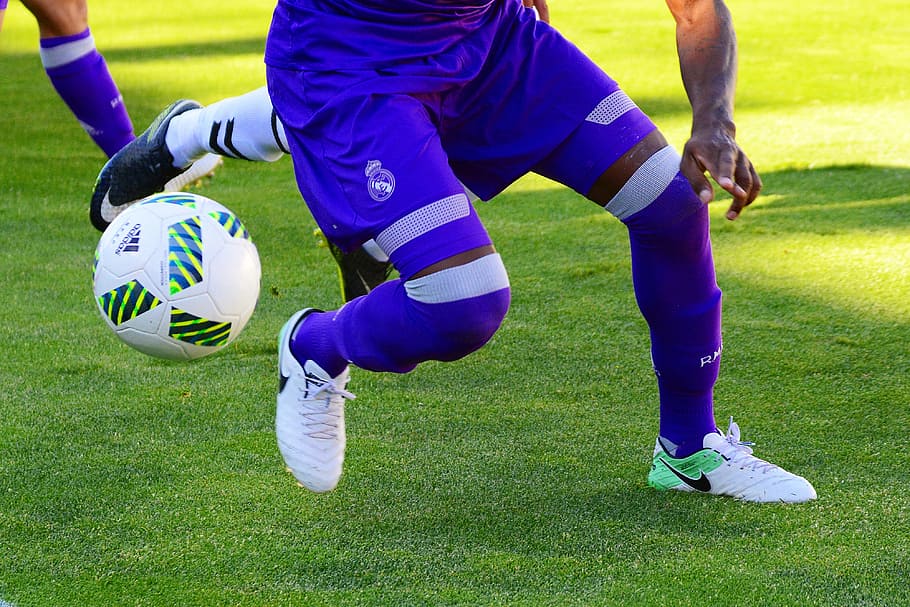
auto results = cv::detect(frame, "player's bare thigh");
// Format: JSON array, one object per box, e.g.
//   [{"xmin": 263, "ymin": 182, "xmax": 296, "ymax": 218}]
[
  {"xmin": 585, "ymin": 130, "xmax": 671, "ymax": 207},
  {"xmin": 20, "ymin": 0, "xmax": 88, "ymax": 37}
]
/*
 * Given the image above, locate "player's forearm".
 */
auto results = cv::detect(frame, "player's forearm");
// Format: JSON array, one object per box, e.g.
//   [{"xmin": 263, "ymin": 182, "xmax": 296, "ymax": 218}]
[{"xmin": 670, "ymin": 0, "xmax": 738, "ymax": 135}]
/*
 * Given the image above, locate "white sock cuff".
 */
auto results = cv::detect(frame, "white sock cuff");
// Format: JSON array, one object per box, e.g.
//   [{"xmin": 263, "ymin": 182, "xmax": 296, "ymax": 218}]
[{"xmin": 39, "ymin": 33, "xmax": 96, "ymax": 69}]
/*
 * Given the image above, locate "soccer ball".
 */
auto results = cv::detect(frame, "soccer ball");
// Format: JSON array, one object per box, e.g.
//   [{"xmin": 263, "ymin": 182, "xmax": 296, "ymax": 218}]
[{"xmin": 92, "ymin": 192, "xmax": 261, "ymax": 361}]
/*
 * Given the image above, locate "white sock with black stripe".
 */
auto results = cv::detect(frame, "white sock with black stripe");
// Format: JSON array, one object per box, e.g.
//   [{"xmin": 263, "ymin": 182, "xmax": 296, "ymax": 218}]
[{"xmin": 165, "ymin": 86, "xmax": 288, "ymax": 168}]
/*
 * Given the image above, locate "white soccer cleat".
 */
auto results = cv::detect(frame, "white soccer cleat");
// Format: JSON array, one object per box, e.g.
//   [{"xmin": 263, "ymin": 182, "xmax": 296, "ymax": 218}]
[
  {"xmin": 276, "ymin": 309, "xmax": 354, "ymax": 493},
  {"xmin": 648, "ymin": 417, "xmax": 817, "ymax": 503},
  {"xmin": 164, "ymin": 152, "xmax": 223, "ymax": 192}
]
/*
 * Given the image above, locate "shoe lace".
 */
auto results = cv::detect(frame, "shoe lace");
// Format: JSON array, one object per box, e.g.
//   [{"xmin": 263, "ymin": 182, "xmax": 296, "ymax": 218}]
[
  {"xmin": 297, "ymin": 376, "xmax": 355, "ymax": 440},
  {"xmin": 717, "ymin": 416, "xmax": 779, "ymax": 474}
]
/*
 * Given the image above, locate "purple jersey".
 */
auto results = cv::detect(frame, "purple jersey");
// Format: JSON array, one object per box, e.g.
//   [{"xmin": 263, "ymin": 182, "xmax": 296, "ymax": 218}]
[{"xmin": 266, "ymin": 0, "xmax": 502, "ymax": 69}]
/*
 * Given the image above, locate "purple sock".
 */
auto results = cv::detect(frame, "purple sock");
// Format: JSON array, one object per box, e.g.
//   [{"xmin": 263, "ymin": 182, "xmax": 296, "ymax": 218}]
[
  {"xmin": 623, "ymin": 173, "xmax": 722, "ymax": 457},
  {"xmin": 291, "ymin": 279, "xmax": 510, "ymax": 377},
  {"xmin": 40, "ymin": 29, "xmax": 134, "ymax": 157}
]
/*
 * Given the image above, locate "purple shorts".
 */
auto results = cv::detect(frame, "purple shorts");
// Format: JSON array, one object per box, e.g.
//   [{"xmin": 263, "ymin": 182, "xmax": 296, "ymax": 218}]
[{"xmin": 266, "ymin": 0, "xmax": 656, "ymax": 274}]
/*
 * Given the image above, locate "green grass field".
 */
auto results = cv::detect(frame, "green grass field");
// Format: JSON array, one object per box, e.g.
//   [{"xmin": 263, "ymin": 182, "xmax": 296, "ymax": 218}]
[{"xmin": 1, "ymin": 1, "xmax": 908, "ymax": 605}]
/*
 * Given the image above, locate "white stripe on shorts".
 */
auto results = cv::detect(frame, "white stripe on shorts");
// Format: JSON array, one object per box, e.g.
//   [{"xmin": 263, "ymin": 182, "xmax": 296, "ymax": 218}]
[
  {"xmin": 605, "ymin": 146, "xmax": 682, "ymax": 221},
  {"xmin": 375, "ymin": 193, "xmax": 470, "ymax": 257},
  {"xmin": 585, "ymin": 90, "xmax": 638, "ymax": 126},
  {"xmin": 405, "ymin": 254, "xmax": 509, "ymax": 304},
  {"xmin": 39, "ymin": 35, "xmax": 96, "ymax": 69}
]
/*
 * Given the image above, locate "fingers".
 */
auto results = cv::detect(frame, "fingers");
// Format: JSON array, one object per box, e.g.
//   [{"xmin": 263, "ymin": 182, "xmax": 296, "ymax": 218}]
[
  {"xmin": 724, "ymin": 157, "xmax": 762, "ymax": 220},
  {"xmin": 682, "ymin": 137, "xmax": 762, "ymax": 220},
  {"xmin": 688, "ymin": 144, "xmax": 761, "ymax": 221},
  {"xmin": 522, "ymin": 0, "xmax": 550, "ymax": 23},
  {"xmin": 680, "ymin": 148, "xmax": 715, "ymax": 204},
  {"xmin": 709, "ymin": 144, "xmax": 747, "ymax": 198}
]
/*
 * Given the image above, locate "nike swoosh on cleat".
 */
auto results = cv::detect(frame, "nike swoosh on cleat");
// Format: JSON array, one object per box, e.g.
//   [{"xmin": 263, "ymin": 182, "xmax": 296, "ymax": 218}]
[
  {"xmin": 99, "ymin": 192, "xmax": 131, "ymax": 224},
  {"xmin": 279, "ymin": 372, "xmax": 289, "ymax": 393},
  {"xmin": 659, "ymin": 457, "xmax": 712, "ymax": 492},
  {"xmin": 99, "ymin": 192, "xmax": 117, "ymax": 221},
  {"xmin": 303, "ymin": 370, "xmax": 327, "ymax": 392}
]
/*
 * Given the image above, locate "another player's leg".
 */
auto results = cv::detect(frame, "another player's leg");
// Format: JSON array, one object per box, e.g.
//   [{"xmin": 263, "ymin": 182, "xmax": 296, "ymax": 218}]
[
  {"xmin": 92, "ymin": 88, "xmax": 284, "ymax": 229},
  {"xmin": 314, "ymin": 229, "xmax": 394, "ymax": 302},
  {"xmin": 23, "ymin": 0, "xmax": 133, "ymax": 156},
  {"xmin": 88, "ymin": 98, "xmax": 235, "ymax": 231},
  {"xmin": 0, "ymin": 0, "xmax": 7, "ymax": 32},
  {"xmin": 90, "ymin": 88, "xmax": 288, "ymax": 231},
  {"xmin": 90, "ymin": 86, "xmax": 288, "ymax": 231},
  {"xmin": 167, "ymin": 86, "xmax": 391, "ymax": 300},
  {"xmin": 543, "ymin": 96, "xmax": 815, "ymax": 502},
  {"xmin": 163, "ymin": 86, "xmax": 289, "ymax": 167}
]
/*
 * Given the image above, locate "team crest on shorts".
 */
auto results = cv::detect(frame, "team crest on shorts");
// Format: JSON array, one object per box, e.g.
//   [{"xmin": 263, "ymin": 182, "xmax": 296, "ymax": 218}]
[{"xmin": 365, "ymin": 159, "xmax": 396, "ymax": 202}]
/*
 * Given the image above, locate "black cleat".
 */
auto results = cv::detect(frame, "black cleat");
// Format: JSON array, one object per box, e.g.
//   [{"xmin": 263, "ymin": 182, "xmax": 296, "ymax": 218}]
[{"xmin": 90, "ymin": 99, "xmax": 220, "ymax": 231}]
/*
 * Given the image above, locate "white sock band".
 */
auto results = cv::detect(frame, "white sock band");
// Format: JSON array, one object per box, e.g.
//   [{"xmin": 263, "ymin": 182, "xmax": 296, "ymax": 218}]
[{"xmin": 39, "ymin": 34, "xmax": 96, "ymax": 69}]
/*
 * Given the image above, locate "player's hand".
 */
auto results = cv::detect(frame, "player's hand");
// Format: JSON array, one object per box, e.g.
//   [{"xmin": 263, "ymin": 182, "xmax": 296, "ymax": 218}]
[
  {"xmin": 522, "ymin": 0, "xmax": 550, "ymax": 23},
  {"xmin": 680, "ymin": 126, "xmax": 762, "ymax": 220}
]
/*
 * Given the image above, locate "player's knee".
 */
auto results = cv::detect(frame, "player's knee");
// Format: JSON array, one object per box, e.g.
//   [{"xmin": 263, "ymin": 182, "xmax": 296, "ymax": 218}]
[
  {"xmin": 605, "ymin": 145, "xmax": 709, "ymax": 252},
  {"xmin": 430, "ymin": 288, "xmax": 511, "ymax": 359},
  {"xmin": 405, "ymin": 254, "xmax": 511, "ymax": 360}
]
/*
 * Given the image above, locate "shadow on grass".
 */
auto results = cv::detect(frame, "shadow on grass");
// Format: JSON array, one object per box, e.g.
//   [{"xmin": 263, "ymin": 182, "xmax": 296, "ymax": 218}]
[
  {"xmin": 0, "ymin": 36, "xmax": 268, "ymax": 65},
  {"xmin": 751, "ymin": 164, "xmax": 910, "ymax": 229}
]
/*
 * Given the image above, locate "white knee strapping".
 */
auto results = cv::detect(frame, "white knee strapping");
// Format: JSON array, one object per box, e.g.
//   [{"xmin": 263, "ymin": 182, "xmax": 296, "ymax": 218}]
[
  {"xmin": 604, "ymin": 145, "xmax": 682, "ymax": 221},
  {"xmin": 405, "ymin": 254, "xmax": 510, "ymax": 304}
]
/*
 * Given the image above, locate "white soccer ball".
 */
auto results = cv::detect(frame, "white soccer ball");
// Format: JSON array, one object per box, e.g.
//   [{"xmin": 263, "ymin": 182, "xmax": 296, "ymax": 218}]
[{"xmin": 92, "ymin": 192, "xmax": 261, "ymax": 361}]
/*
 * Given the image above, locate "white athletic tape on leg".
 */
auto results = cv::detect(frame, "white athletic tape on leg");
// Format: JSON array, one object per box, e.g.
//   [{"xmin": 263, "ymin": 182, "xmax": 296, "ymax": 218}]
[
  {"xmin": 605, "ymin": 146, "xmax": 681, "ymax": 221},
  {"xmin": 405, "ymin": 254, "xmax": 509, "ymax": 304}
]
